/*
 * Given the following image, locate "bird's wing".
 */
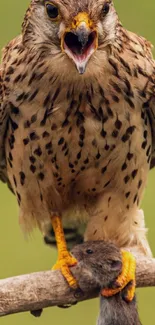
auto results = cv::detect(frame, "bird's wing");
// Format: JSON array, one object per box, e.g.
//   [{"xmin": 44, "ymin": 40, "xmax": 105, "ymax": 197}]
[
  {"xmin": 148, "ymin": 87, "xmax": 155, "ymax": 169},
  {"xmin": 145, "ymin": 64, "xmax": 155, "ymax": 169},
  {"xmin": 0, "ymin": 63, "xmax": 14, "ymax": 192},
  {"xmin": 133, "ymin": 35, "xmax": 155, "ymax": 170}
]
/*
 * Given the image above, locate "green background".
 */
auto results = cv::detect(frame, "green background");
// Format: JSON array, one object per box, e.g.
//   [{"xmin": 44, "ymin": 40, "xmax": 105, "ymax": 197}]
[{"xmin": 0, "ymin": 1, "xmax": 155, "ymax": 324}]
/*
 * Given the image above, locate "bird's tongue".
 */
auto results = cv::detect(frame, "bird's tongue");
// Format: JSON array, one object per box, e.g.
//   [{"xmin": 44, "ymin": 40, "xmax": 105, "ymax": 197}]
[
  {"xmin": 65, "ymin": 36, "xmax": 90, "ymax": 59},
  {"xmin": 73, "ymin": 46, "xmax": 91, "ymax": 61}
]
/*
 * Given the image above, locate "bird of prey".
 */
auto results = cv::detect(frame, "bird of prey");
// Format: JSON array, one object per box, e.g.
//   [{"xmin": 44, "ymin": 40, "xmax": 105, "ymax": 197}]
[{"xmin": 0, "ymin": 0, "xmax": 154, "ymax": 298}]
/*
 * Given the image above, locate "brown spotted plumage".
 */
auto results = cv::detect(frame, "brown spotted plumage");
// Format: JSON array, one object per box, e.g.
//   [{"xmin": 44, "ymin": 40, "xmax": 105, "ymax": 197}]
[{"xmin": 0, "ymin": 0, "xmax": 154, "ymax": 265}]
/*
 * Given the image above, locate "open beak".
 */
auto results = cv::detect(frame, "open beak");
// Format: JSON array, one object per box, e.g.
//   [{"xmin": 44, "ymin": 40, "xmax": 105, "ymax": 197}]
[{"xmin": 61, "ymin": 12, "xmax": 98, "ymax": 74}]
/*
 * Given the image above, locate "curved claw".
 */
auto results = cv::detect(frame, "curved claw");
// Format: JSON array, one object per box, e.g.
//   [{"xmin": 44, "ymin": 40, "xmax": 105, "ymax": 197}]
[
  {"xmin": 52, "ymin": 253, "xmax": 78, "ymax": 288},
  {"xmin": 102, "ymin": 251, "xmax": 136, "ymax": 302}
]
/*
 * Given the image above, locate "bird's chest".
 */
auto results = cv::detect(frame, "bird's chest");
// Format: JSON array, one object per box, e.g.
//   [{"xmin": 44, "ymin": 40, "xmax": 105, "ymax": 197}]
[{"xmin": 6, "ymin": 81, "xmax": 150, "ymax": 198}]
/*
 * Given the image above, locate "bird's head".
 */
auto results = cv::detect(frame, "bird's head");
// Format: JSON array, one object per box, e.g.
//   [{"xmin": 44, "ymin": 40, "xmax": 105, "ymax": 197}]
[{"xmin": 23, "ymin": 0, "xmax": 118, "ymax": 75}]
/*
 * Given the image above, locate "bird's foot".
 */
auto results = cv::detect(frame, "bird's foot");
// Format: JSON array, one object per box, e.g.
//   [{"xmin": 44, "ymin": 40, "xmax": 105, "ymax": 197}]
[
  {"xmin": 102, "ymin": 251, "xmax": 136, "ymax": 302},
  {"xmin": 52, "ymin": 252, "xmax": 78, "ymax": 288},
  {"xmin": 51, "ymin": 214, "xmax": 78, "ymax": 288}
]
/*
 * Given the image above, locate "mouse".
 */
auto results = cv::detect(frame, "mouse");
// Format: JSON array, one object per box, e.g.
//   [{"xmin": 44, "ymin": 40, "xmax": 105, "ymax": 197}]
[{"xmin": 71, "ymin": 241, "xmax": 142, "ymax": 325}]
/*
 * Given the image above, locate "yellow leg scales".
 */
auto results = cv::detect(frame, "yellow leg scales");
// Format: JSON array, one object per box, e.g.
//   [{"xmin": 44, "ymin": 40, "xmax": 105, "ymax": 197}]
[
  {"xmin": 51, "ymin": 215, "xmax": 78, "ymax": 288},
  {"xmin": 102, "ymin": 251, "xmax": 136, "ymax": 302}
]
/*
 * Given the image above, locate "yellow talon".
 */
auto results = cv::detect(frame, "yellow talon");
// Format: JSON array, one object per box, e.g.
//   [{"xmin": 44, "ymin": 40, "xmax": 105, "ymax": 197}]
[
  {"xmin": 102, "ymin": 251, "xmax": 136, "ymax": 302},
  {"xmin": 51, "ymin": 215, "xmax": 78, "ymax": 288}
]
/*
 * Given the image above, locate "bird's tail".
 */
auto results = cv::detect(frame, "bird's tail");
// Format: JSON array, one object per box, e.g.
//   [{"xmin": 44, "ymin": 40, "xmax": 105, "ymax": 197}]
[{"xmin": 44, "ymin": 225, "xmax": 85, "ymax": 250}]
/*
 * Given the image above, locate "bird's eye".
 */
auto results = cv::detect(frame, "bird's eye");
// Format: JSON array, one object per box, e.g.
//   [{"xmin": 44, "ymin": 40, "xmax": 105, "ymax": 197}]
[
  {"xmin": 46, "ymin": 3, "xmax": 59, "ymax": 20},
  {"xmin": 102, "ymin": 2, "xmax": 110, "ymax": 16},
  {"xmin": 86, "ymin": 249, "xmax": 93, "ymax": 254}
]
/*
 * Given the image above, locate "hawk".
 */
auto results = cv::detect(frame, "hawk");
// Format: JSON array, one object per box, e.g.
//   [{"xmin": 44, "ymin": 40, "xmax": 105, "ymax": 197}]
[{"xmin": 0, "ymin": 0, "xmax": 154, "ymax": 298}]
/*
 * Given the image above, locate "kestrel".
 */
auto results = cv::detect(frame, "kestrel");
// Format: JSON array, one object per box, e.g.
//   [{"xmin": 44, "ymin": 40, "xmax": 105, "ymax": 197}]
[{"xmin": 0, "ymin": 0, "xmax": 154, "ymax": 298}]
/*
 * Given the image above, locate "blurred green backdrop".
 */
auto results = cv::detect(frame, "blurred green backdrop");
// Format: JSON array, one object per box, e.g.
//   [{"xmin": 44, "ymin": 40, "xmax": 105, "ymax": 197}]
[{"xmin": 0, "ymin": 1, "xmax": 155, "ymax": 324}]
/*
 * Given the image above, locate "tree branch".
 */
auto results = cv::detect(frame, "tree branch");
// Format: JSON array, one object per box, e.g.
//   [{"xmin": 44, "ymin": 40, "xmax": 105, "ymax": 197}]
[{"xmin": 0, "ymin": 254, "xmax": 155, "ymax": 317}]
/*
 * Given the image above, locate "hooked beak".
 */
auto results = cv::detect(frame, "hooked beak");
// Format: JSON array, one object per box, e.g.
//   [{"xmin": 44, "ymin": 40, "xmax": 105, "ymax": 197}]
[{"xmin": 61, "ymin": 12, "xmax": 98, "ymax": 74}]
